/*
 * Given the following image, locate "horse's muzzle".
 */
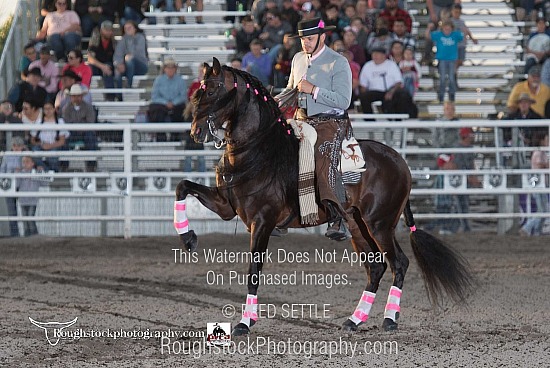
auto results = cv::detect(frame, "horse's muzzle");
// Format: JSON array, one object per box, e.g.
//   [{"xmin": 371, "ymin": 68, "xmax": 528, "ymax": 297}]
[{"xmin": 191, "ymin": 126, "xmax": 206, "ymax": 143}]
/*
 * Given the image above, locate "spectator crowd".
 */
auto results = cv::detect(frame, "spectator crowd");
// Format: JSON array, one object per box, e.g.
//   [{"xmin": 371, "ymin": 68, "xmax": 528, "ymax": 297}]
[{"xmin": 1, "ymin": 0, "xmax": 550, "ymax": 237}]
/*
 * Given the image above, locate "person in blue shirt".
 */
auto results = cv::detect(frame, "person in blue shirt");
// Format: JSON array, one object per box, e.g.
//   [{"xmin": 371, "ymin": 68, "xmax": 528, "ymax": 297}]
[
  {"xmin": 425, "ymin": 20, "xmax": 463, "ymax": 103},
  {"xmin": 241, "ymin": 39, "xmax": 279, "ymax": 87},
  {"xmin": 148, "ymin": 58, "xmax": 188, "ymax": 141}
]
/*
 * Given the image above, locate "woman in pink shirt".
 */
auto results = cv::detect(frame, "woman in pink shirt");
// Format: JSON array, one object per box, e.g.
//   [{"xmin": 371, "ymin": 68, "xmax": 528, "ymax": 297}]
[
  {"xmin": 60, "ymin": 49, "xmax": 92, "ymax": 88},
  {"xmin": 35, "ymin": 0, "xmax": 81, "ymax": 61}
]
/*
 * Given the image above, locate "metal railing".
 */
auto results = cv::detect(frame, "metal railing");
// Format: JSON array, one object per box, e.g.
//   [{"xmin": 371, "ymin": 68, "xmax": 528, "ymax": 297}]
[
  {"xmin": 0, "ymin": 0, "xmax": 38, "ymax": 100},
  {"xmin": 0, "ymin": 120, "xmax": 548, "ymax": 238}
]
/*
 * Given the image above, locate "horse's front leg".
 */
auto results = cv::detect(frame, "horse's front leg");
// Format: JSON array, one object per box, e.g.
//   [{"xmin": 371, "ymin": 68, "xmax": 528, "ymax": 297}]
[
  {"xmin": 175, "ymin": 179, "xmax": 236, "ymax": 251},
  {"xmin": 232, "ymin": 218, "xmax": 276, "ymax": 336}
]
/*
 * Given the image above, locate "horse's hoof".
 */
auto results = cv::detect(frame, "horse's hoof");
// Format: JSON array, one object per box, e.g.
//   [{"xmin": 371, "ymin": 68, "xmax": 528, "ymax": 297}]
[
  {"xmin": 341, "ymin": 319, "xmax": 359, "ymax": 332},
  {"xmin": 179, "ymin": 230, "xmax": 198, "ymax": 252},
  {"xmin": 232, "ymin": 323, "xmax": 250, "ymax": 336},
  {"xmin": 382, "ymin": 318, "xmax": 398, "ymax": 331}
]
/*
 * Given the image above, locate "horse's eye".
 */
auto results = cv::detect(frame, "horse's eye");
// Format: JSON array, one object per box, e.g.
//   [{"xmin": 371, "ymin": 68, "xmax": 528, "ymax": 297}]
[{"xmin": 207, "ymin": 91, "xmax": 214, "ymax": 97}]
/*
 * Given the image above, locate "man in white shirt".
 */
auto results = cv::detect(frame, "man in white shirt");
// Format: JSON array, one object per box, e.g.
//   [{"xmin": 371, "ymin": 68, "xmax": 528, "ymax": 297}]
[{"xmin": 358, "ymin": 46, "xmax": 404, "ymax": 114}]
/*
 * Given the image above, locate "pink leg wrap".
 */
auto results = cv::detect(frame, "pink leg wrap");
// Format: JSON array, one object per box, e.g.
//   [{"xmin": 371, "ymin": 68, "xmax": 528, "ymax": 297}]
[
  {"xmin": 350, "ymin": 291, "xmax": 376, "ymax": 325},
  {"xmin": 383, "ymin": 286, "xmax": 402, "ymax": 322},
  {"xmin": 239, "ymin": 294, "xmax": 258, "ymax": 327},
  {"xmin": 173, "ymin": 200, "xmax": 189, "ymax": 234}
]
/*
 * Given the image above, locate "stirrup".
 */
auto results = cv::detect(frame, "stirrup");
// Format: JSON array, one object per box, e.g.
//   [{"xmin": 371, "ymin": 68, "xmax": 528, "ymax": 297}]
[{"xmin": 325, "ymin": 218, "xmax": 351, "ymax": 241}]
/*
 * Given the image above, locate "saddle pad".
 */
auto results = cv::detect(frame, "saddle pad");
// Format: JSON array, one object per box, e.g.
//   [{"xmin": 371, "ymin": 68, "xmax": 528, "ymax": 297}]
[{"xmin": 342, "ymin": 171, "xmax": 362, "ymax": 185}]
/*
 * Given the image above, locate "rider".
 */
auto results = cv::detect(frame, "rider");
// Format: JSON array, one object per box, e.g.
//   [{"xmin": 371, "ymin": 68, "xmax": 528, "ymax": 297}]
[{"xmin": 275, "ymin": 17, "xmax": 353, "ymax": 241}]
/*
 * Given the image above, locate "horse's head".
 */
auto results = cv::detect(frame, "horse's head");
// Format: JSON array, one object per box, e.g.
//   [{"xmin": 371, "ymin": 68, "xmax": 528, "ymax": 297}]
[{"xmin": 191, "ymin": 58, "xmax": 236, "ymax": 147}]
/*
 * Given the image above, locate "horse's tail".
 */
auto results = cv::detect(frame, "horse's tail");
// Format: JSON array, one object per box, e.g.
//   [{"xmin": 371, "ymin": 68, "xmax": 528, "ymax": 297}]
[{"xmin": 403, "ymin": 200, "xmax": 475, "ymax": 305}]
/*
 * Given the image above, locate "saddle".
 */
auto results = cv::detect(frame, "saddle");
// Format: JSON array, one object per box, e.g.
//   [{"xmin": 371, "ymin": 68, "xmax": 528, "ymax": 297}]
[{"xmin": 289, "ymin": 120, "xmax": 366, "ymax": 224}]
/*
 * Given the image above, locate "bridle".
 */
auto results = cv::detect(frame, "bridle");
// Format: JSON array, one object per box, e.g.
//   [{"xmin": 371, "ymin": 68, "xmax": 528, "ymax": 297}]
[{"xmin": 199, "ymin": 71, "xmax": 240, "ymax": 149}]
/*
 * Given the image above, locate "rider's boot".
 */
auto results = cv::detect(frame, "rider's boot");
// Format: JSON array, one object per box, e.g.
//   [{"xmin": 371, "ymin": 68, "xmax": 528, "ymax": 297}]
[{"xmin": 324, "ymin": 202, "xmax": 351, "ymax": 241}]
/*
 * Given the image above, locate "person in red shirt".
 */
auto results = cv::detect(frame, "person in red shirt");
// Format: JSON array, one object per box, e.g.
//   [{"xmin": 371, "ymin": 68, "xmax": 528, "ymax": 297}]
[
  {"xmin": 379, "ymin": 0, "xmax": 412, "ymax": 33},
  {"xmin": 59, "ymin": 49, "xmax": 92, "ymax": 88}
]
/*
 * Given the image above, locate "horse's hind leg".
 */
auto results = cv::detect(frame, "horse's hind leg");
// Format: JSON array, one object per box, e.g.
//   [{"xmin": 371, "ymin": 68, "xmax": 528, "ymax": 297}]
[
  {"xmin": 370, "ymin": 227, "xmax": 409, "ymax": 331},
  {"xmin": 342, "ymin": 214, "xmax": 388, "ymax": 332}
]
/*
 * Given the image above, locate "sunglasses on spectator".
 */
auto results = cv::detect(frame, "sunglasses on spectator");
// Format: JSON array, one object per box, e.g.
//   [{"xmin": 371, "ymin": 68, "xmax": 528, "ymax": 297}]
[{"xmin": 266, "ymin": 17, "xmax": 275, "ymax": 20}]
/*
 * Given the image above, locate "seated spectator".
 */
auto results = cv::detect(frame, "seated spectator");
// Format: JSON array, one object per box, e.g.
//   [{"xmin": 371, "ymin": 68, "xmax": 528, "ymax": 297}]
[
  {"xmin": 114, "ymin": 21, "xmax": 149, "ymax": 90},
  {"xmin": 323, "ymin": 4, "xmax": 342, "ymax": 44},
  {"xmin": 0, "ymin": 100, "xmax": 24, "ymax": 151},
  {"xmin": 348, "ymin": 17, "xmax": 369, "ymax": 49},
  {"xmin": 433, "ymin": 101, "xmax": 459, "ymax": 149},
  {"xmin": 35, "ymin": 0, "xmax": 81, "ymax": 61},
  {"xmin": 256, "ymin": 0, "xmax": 281, "ymax": 29},
  {"xmin": 342, "ymin": 28, "xmax": 366, "ymax": 67},
  {"xmin": 391, "ymin": 18, "xmax": 415, "ymax": 50},
  {"xmin": 29, "ymin": 45, "xmax": 59, "ymax": 102},
  {"xmin": 60, "ymin": 49, "xmax": 93, "ymax": 88},
  {"xmin": 148, "ymin": 58, "xmax": 188, "ymax": 141},
  {"xmin": 354, "ymin": 0, "xmax": 376, "ymax": 34},
  {"xmin": 20, "ymin": 42, "xmax": 38, "ymax": 81},
  {"xmin": 300, "ymin": 2, "xmax": 321, "ymax": 22},
  {"xmin": 339, "ymin": 4, "xmax": 357, "ymax": 31},
  {"xmin": 20, "ymin": 98, "xmax": 45, "ymax": 144},
  {"xmin": 389, "ymin": 40, "xmax": 404, "ymax": 64},
  {"xmin": 61, "ymin": 84, "xmax": 98, "ymax": 172},
  {"xmin": 30, "ymin": 101, "xmax": 70, "ymax": 172},
  {"xmin": 259, "ymin": 10, "xmax": 293, "ymax": 50},
  {"xmin": 236, "ymin": 15, "xmax": 261, "ymax": 58},
  {"xmin": 281, "ymin": 0, "xmax": 301, "ymax": 33},
  {"xmin": 506, "ymin": 93, "xmax": 544, "ymax": 147},
  {"xmin": 39, "ymin": 0, "xmax": 57, "ymax": 29},
  {"xmin": 358, "ymin": 46, "xmax": 417, "ymax": 116},
  {"xmin": 120, "ymin": 0, "xmax": 145, "ymax": 27},
  {"xmin": 399, "ymin": 46, "xmax": 421, "ymax": 97},
  {"xmin": 87, "ymin": 21, "xmax": 116, "ymax": 101},
  {"xmin": 524, "ymin": 17, "xmax": 550, "ymax": 74},
  {"xmin": 379, "ymin": 0, "xmax": 412, "ymax": 33},
  {"xmin": 365, "ymin": 17, "xmax": 394, "ymax": 58},
  {"xmin": 74, "ymin": 0, "xmax": 116, "ymax": 37},
  {"xmin": 241, "ymin": 39, "xmax": 277, "ymax": 87},
  {"xmin": 55, "ymin": 70, "xmax": 92, "ymax": 114},
  {"xmin": 507, "ymin": 65, "xmax": 550, "ymax": 117},
  {"xmin": 273, "ymin": 33, "xmax": 301, "ymax": 88},
  {"xmin": 230, "ymin": 57, "xmax": 242, "ymax": 69},
  {"xmin": 0, "ymin": 136, "xmax": 27, "ymax": 237},
  {"xmin": 7, "ymin": 67, "xmax": 48, "ymax": 113}
]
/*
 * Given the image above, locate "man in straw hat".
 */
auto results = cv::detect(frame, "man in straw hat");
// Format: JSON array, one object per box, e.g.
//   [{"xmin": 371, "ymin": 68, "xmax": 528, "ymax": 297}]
[
  {"xmin": 148, "ymin": 58, "xmax": 188, "ymax": 141},
  {"xmin": 62, "ymin": 84, "xmax": 98, "ymax": 171},
  {"xmin": 507, "ymin": 92, "xmax": 545, "ymax": 148},
  {"xmin": 275, "ymin": 17, "xmax": 353, "ymax": 241}
]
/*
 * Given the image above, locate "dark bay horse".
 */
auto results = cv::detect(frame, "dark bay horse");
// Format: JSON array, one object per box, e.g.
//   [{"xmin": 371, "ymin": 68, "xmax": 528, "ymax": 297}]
[{"xmin": 176, "ymin": 58, "xmax": 474, "ymax": 336}]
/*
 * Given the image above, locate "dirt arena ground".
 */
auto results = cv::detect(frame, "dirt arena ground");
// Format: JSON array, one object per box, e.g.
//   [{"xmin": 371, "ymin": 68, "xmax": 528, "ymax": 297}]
[{"xmin": 0, "ymin": 231, "xmax": 548, "ymax": 367}]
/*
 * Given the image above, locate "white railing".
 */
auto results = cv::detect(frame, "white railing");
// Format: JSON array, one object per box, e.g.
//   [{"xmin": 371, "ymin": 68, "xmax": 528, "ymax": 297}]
[
  {"xmin": 0, "ymin": 0, "xmax": 38, "ymax": 100},
  {"xmin": 0, "ymin": 120, "xmax": 548, "ymax": 237}
]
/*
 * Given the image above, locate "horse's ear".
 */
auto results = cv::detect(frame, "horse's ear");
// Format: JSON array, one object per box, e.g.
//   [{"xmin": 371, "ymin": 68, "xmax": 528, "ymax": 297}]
[
  {"xmin": 202, "ymin": 62, "xmax": 211, "ymax": 77},
  {"xmin": 212, "ymin": 57, "xmax": 222, "ymax": 76}
]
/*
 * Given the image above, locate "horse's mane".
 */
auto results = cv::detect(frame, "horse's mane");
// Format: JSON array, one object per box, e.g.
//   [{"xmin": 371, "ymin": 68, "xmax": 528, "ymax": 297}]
[{"xmin": 206, "ymin": 65, "xmax": 299, "ymax": 207}]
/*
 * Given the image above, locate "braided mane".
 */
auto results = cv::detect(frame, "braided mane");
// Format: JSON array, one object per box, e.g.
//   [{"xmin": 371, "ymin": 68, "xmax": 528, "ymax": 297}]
[{"xmin": 200, "ymin": 65, "xmax": 300, "ymax": 206}]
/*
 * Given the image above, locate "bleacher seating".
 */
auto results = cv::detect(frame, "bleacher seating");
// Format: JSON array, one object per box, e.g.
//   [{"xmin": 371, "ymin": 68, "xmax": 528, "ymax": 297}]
[{"xmin": 408, "ymin": 0, "xmax": 524, "ymax": 119}]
